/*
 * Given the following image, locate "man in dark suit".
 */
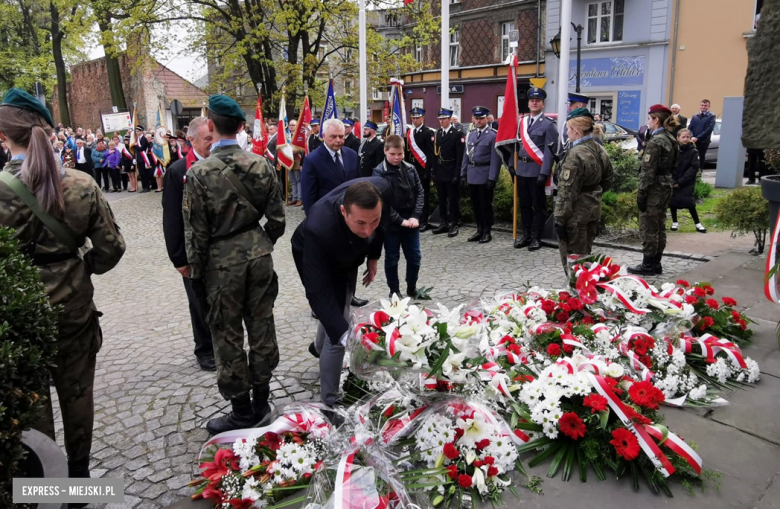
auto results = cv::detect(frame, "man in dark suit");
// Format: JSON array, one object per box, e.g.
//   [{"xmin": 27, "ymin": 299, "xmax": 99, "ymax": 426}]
[
  {"xmin": 358, "ymin": 121, "xmax": 384, "ymax": 177},
  {"xmin": 74, "ymin": 137, "xmax": 94, "ymax": 179},
  {"xmin": 134, "ymin": 126, "xmax": 154, "ymax": 192},
  {"xmin": 688, "ymin": 99, "xmax": 717, "ymax": 166},
  {"xmin": 406, "ymin": 107, "xmax": 436, "ymax": 231},
  {"xmin": 292, "ymin": 178, "xmax": 392, "ymax": 407},
  {"xmin": 301, "ymin": 118, "xmax": 360, "ymax": 212},
  {"xmin": 343, "ymin": 119, "xmax": 361, "ymax": 152},
  {"xmin": 162, "ymin": 117, "xmax": 216, "ymax": 372},
  {"xmin": 431, "ymin": 108, "xmax": 465, "ymax": 237},
  {"xmin": 307, "ymin": 119, "xmax": 323, "ymax": 153},
  {"xmin": 514, "ymin": 87, "xmax": 558, "ymax": 251}
]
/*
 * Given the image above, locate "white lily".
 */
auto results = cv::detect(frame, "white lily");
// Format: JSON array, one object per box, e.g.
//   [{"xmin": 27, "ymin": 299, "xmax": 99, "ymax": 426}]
[
  {"xmin": 399, "ymin": 305, "xmax": 435, "ymax": 337},
  {"xmin": 472, "ymin": 467, "xmax": 488, "ymax": 495},
  {"xmin": 380, "ymin": 294, "xmax": 412, "ymax": 318},
  {"xmin": 454, "ymin": 324, "xmax": 479, "ymax": 340},
  {"xmin": 465, "ymin": 449, "xmax": 477, "ymax": 465},
  {"xmin": 441, "ymin": 351, "xmax": 469, "ymax": 381},
  {"xmin": 456, "ymin": 412, "xmax": 493, "ymax": 446}
]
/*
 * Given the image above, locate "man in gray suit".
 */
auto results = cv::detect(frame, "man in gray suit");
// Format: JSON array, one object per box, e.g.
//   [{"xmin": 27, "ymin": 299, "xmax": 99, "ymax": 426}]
[
  {"xmin": 514, "ymin": 87, "xmax": 558, "ymax": 251},
  {"xmin": 461, "ymin": 106, "xmax": 502, "ymax": 244}
]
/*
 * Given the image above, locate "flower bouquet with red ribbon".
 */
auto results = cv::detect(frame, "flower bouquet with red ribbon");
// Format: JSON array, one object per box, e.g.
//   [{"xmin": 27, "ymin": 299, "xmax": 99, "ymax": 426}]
[
  {"xmin": 191, "ymin": 403, "xmax": 335, "ymax": 508},
  {"xmin": 676, "ymin": 281, "xmax": 754, "ymax": 345},
  {"xmin": 349, "ymin": 387, "xmax": 428, "ymax": 446}
]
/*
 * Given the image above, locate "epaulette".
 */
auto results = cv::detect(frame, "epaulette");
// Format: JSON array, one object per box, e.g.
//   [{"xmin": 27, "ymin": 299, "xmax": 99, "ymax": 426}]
[
  {"xmin": 545, "ymin": 116, "xmax": 557, "ymax": 124},
  {"xmin": 490, "ymin": 127, "xmax": 497, "ymax": 133}
]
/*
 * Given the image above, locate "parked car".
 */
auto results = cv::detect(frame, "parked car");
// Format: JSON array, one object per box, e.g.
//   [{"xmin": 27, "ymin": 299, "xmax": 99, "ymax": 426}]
[
  {"xmin": 703, "ymin": 119, "xmax": 721, "ymax": 166},
  {"xmin": 596, "ymin": 121, "xmax": 636, "ymax": 142}
]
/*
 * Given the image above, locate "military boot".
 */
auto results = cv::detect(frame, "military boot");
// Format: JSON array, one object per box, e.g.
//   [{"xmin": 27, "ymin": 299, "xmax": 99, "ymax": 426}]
[
  {"xmin": 654, "ymin": 253, "xmax": 664, "ymax": 275},
  {"xmin": 514, "ymin": 232, "xmax": 532, "ymax": 249},
  {"xmin": 432, "ymin": 223, "xmax": 450, "ymax": 234},
  {"xmin": 627, "ymin": 256, "xmax": 657, "ymax": 276},
  {"xmin": 206, "ymin": 393, "xmax": 257, "ymax": 435},
  {"xmin": 252, "ymin": 384, "xmax": 273, "ymax": 425}
]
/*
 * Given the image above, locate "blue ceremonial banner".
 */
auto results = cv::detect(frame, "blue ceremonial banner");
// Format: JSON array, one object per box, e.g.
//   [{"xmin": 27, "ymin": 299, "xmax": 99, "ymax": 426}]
[
  {"xmin": 153, "ymin": 106, "xmax": 170, "ymax": 165},
  {"xmin": 390, "ymin": 84, "xmax": 403, "ymax": 136},
  {"xmin": 319, "ymin": 80, "xmax": 338, "ymax": 138}
]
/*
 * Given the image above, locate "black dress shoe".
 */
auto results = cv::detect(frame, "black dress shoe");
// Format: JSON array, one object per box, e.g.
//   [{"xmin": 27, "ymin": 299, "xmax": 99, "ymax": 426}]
[
  {"xmin": 479, "ymin": 233, "xmax": 492, "ymax": 244},
  {"xmin": 432, "ymin": 223, "xmax": 449, "ymax": 234},
  {"xmin": 467, "ymin": 231, "xmax": 483, "ymax": 242},
  {"xmin": 419, "ymin": 223, "xmax": 432, "ymax": 232},
  {"xmin": 351, "ymin": 296, "xmax": 368, "ymax": 307},
  {"xmin": 389, "ymin": 289, "xmax": 400, "ymax": 298},
  {"xmin": 198, "ymin": 356, "xmax": 217, "ymax": 371},
  {"xmin": 447, "ymin": 225, "xmax": 459, "ymax": 237},
  {"xmin": 528, "ymin": 238, "xmax": 541, "ymax": 251},
  {"xmin": 407, "ymin": 286, "xmax": 417, "ymax": 297},
  {"xmin": 308, "ymin": 342, "xmax": 320, "ymax": 358},
  {"xmin": 514, "ymin": 235, "xmax": 532, "ymax": 249}
]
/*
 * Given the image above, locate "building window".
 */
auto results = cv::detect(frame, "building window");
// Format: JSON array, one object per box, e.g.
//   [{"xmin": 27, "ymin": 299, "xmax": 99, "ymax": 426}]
[
  {"xmin": 501, "ymin": 22, "xmax": 516, "ymax": 61},
  {"xmin": 384, "ymin": 12, "xmax": 399, "ymax": 26},
  {"xmin": 415, "ymin": 45, "xmax": 423, "ymax": 63},
  {"xmin": 449, "ymin": 29, "xmax": 460, "ymax": 67},
  {"xmin": 587, "ymin": 0, "xmax": 624, "ymax": 44},
  {"xmin": 345, "ymin": 79, "xmax": 353, "ymax": 96}
]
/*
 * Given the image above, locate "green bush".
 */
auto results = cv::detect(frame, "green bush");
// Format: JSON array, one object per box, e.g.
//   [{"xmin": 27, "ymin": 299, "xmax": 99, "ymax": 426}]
[
  {"xmin": 714, "ymin": 187, "xmax": 770, "ymax": 253},
  {"xmin": 694, "ymin": 179, "xmax": 714, "ymax": 200},
  {"xmin": 604, "ymin": 142, "xmax": 640, "ymax": 193},
  {"xmin": 0, "ymin": 227, "xmax": 59, "ymax": 506}
]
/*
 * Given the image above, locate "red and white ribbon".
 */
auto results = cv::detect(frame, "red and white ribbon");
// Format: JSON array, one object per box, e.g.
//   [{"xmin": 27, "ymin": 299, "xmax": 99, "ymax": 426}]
[
  {"xmin": 519, "ymin": 116, "xmax": 543, "ymax": 166},
  {"xmin": 407, "ymin": 128, "xmax": 427, "ymax": 167},
  {"xmin": 681, "ymin": 333, "xmax": 747, "ymax": 368},
  {"xmin": 764, "ymin": 207, "xmax": 780, "ymax": 303},
  {"xmin": 645, "ymin": 425, "xmax": 702, "ymax": 475}
]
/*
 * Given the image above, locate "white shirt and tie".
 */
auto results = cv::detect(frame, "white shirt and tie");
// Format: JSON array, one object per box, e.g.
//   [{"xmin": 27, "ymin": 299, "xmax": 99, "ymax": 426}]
[
  {"xmin": 324, "ymin": 145, "xmax": 345, "ymax": 178},
  {"xmin": 77, "ymin": 146, "xmax": 87, "ymax": 164}
]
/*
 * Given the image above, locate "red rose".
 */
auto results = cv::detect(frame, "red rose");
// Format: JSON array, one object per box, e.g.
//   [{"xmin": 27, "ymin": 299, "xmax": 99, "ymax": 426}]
[
  {"xmin": 446, "ymin": 464, "xmax": 458, "ymax": 480},
  {"xmin": 705, "ymin": 285, "xmax": 715, "ymax": 295},
  {"xmin": 685, "ymin": 295, "xmax": 698, "ymax": 304},
  {"xmin": 640, "ymin": 355, "xmax": 653, "ymax": 368},
  {"xmin": 547, "ymin": 343, "xmax": 562, "ymax": 357},
  {"xmin": 676, "ymin": 279, "xmax": 690, "ymax": 287},
  {"xmin": 610, "ymin": 428, "xmax": 640, "ymax": 461},
  {"xmin": 559, "ymin": 291, "xmax": 571, "ymax": 300},
  {"xmin": 560, "ymin": 303, "xmax": 572, "ymax": 313},
  {"xmin": 556, "ymin": 311, "xmax": 570, "ymax": 322},
  {"xmin": 443, "ymin": 442, "xmax": 459, "ymax": 460},
  {"xmin": 706, "ymin": 298, "xmax": 719, "ymax": 310},
  {"xmin": 582, "ymin": 394, "xmax": 608, "ymax": 413},
  {"xmin": 475, "ymin": 439, "xmax": 491, "ymax": 450},
  {"xmin": 482, "ymin": 456, "xmax": 495, "ymax": 465},
  {"xmin": 722, "ymin": 297, "xmax": 737, "ymax": 307},
  {"xmin": 581, "ymin": 316, "xmax": 595, "ymax": 325},
  {"xmin": 458, "ymin": 474, "xmax": 473, "ymax": 488},
  {"xmin": 568, "ymin": 298, "xmax": 584, "ymax": 311},
  {"xmin": 739, "ymin": 320, "xmax": 748, "ymax": 331},
  {"xmin": 563, "ymin": 343, "xmax": 574, "ymax": 355},
  {"xmin": 558, "ymin": 412, "xmax": 587, "ymax": 440},
  {"xmin": 487, "ymin": 466, "xmax": 499, "ymax": 477},
  {"xmin": 542, "ymin": 300, "xmax": 556, "ymax": 314},
  {"xmin": 693, "ymin": 287, "xmax": 707, "ymax": 297}
]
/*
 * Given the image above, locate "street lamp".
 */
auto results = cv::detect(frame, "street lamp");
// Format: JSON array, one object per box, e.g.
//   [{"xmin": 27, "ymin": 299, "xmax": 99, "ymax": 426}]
[{"xmin": 550, "ymin": 23, "xmax": 584, "ymax": 93}]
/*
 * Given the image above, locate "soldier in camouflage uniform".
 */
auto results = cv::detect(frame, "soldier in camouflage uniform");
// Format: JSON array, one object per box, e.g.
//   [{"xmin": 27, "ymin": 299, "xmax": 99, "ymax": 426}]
[
  {"xmin": 183, "ymin": 94, "xmax": 286, "ymax": 434},
  {"xmin": 628, "ymin": 104, "xmax": 679, "ymax": 276},
  {"xmin": 0, "ymin": 88, "xmax": 125, "ymax": 486},
  {"xmin": 554, "ymin": 108, "xmax": 614, "ymax": 273}
]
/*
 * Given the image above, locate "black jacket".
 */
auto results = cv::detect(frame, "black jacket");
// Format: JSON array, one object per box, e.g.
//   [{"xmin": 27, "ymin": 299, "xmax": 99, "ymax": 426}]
[
  {"xmin": 406, "ymin": 125, "xmax": 436, "ymax": 178},
  {"xmin": 292, "ymin": 177, "xmax": 392, "ymax": 343},
  {"xmin": 432, "ymin": 126, "xmax": 465, "ymax": 182},
  {"xmin": 307, "ymin": 134, "xmax": 322, "ymax": 154},
  {"xmin": 344, "ymin": 133, "xmax": 361, "ymax": 153},
  {"xmin": 669, "ymin": 143, "xmax": 700, "ymax": 209},
  {"xmin": 162, "ymin": 156, "xmax": 190, "ymax": 267},
  {"xmin": 359, "ymin": 136, "xmax": 384, "ymax": 177},
  {"xmin": 372, "ymin": 159, "xmax": 424, "ymax": 228}
]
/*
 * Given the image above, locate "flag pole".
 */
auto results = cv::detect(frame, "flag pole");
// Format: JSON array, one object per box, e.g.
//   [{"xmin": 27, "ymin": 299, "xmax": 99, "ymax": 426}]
[
  {"xmin": 513, "ymin": 151, "xmax": 519, "ymax": 239},
  {"xmin": 358, "ymin": 0, "xmax": 367, "ymax": 129},
  {"xmin": 557, "ymin": 0, "xmax": 573, "ymax": 147},
  {"xmin": 440, "ymin": 0, "xmax": 450, "ymax": 110}
]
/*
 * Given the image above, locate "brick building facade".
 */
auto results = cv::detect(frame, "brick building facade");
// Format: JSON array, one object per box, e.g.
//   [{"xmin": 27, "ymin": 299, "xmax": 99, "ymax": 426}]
[{"xmin": 53, "ymin": 55, "xmax": 208, "ymax": 133}]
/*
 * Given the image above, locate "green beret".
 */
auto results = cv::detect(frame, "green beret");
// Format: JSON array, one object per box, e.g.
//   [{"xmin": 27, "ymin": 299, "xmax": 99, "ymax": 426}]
[
  {"xmin": 2, "ymin": 88, "xmax": 54, "ymax": 128},
  {"xmin": 208, "ymin": 94, "xmax": 246, "ymax": 121},
  {"xmin": 566, "ymin": 107, "xmax": 594, "ymax": 121}
]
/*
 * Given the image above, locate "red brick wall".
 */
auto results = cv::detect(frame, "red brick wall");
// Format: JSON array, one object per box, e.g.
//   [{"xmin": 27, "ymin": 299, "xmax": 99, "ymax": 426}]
[
  {"xmin": 517, "ymin": 9, "xmax": 540, "ymax": 62},
  {"xmin": 460, "ymin": 18, "xmax": 497, "ymax": 66}
]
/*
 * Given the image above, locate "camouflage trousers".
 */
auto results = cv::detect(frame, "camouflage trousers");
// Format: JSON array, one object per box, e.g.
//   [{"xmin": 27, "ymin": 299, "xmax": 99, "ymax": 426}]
[
  {"xmin": 639, "ymin": 185, "xmax": 673, "ymax": 257},
  {"xmin": 205, "ymin": 255, "xmax": 279, "ymax": 400},
  {"xmin": 34, "ymin": 302, "xmax": 102, "ymax": 470},
  {"xmin": 557, "ymin": 220, "xmax": 599, "ymax": 274}
]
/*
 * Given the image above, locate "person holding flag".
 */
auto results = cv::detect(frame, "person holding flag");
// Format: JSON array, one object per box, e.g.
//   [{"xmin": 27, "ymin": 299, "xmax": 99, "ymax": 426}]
[
  {"xmin": 252, "ymin": 95, "xmax": 269, "ymax": 159},
  {"xmin": 513, "ymin": 87, "xmax": 558, "ymax": 251},
  {"xmin": 289, "ymin": 96, "xmax": 313, "ymax": 207},
  {"xmin": 406, "ymin": 107, "xmax": 436, "ymax": 231}
]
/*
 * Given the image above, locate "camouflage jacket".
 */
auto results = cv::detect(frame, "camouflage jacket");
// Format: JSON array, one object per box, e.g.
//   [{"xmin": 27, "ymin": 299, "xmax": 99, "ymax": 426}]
[
  {"xmin": 554, "ymin": 138, "xmax": 614, "ymax": 225},
  {"xmin": 0, "ymin": 159, "xmax": 126, "ymax": 312},
  {"xmin": 638, "ymin": 129, "xmax": 677, "ymax": 199},
  {"xmin": 183, "ymin": 144, "xmax": 285, "ymax": 279}
]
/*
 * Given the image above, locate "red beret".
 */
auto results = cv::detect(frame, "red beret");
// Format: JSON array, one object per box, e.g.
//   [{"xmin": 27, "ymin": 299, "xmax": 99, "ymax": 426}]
[{"xmin": 648, "ymin": 104, "xmax": 672, "ymax": 115}]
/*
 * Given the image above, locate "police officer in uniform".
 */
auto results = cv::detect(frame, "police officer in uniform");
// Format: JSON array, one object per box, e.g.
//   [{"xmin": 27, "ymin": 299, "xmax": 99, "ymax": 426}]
[
  {"xmin": 407, "ymin": 107, "xmax": 436, "ymax": 231},
  {"xmin": 184, "ymin": 94, "xmax": 286, "ymax": 434},
  {"xmin": 431, "ymin": 108, "xmax": 465, "ymax": 237},
  {"xmin": 343, "ymin": 119, "xmax": 361, "ymax": 152},
  {"xmin": 514, "ymin": 87, "xmax": 558, "ymax": 250},
  {"xmin": 308, "ymin": 119, "xmax": 322, "ymax": 153},
  {"xmin": 461, "ymin": 106, "xmax": 502, "ymax": 243},
  {"xmin": 628, "ymin": 104, "xmax": 678, "ymax": 276},
  {"xmin": 359, "ymin": 121, "xmax": 384, "ymax": 177}
]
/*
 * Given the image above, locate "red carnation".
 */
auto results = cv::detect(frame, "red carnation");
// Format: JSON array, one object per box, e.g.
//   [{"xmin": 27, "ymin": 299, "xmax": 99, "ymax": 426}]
[
  {"xmin": 699, "ymin": 316, "xmax": 715, "ymax": 330},
  {"xmin": 581, "ymin": 316, "xmax": 595, "ymax": 325},
  {"xmin": 559, "ymin": 291, "xmax": 571, "ymax": 300},
  {"xmin": 739, "ymin": 320, "xmax": 748, "ymax": 331},
  {"xmin": 556, "ymin": 311, "xmax": 570, "ymax": 322},
  {"xmin": 558, "ymin": 412, "xmax": 587, "ymax": 440},
  {"xmin": 706, "ymin": 298, "xmax": 719, "ymax": 310},
  {"xmin": 610, "ymin": 428, "xmax": 640, "ymax": 460},
  {"xmin": 547, "ymin": 343, "xmax": 562, "ymax": 357},
  {"xmin": 541, "ymin": 300, "xmax": 556, "ymax": 314},
  {"xmin": 722, "ymin": 297, "xmax": 737, "ymax": 307},
  {"xmin": 568, "ymin": 298, "xmax": 584, "ymax": 311},
  {"xmin": 475, "ymin": 439, "xmax": 491, "ymax": 450},
  {"xmin": 705, "ymin": 285, "xmax": 715, "ymax": 295},
  {"xmin": 443, "ymin": 443, "xmax": 460, "ymax": 460},
  {"xmin": 487, "ymin": 466, "xmax": 499, "ymax": 477},
  {"xmin": 446, "ymin": 464, "xmax": 458, "ymax": 480},
  {"xmin": 482, "ymin": 456, "xmax": 495, "ymax": 465},
  {"xmin": 454, "ymin": 428, "xmax": 464, "ymax": 440},
  {"xmin": 731, "ymin": 310, "xmax": 742, "ymax": 321},
  {"xmin": 676, "ymin": 279, "xmax": 690, "ymax": 287},
  {"xmin": 582, "ymin": 394, "xmax": 608, "ymax": 413},
  {"xmin": 685, "ymin": 295, "xmax": 698, "ymax": 305},
  {"xmin": 563, "ymin": 343, "xmax": 574, "ymax": 355},
  {"xmin": 693, "ymin": 287, "xmax": 707, "ymax": 297},
  {"xmin": 473, "ymin": 460, "xmax": 483, "ymax": 468},
  {"xmin": 628, "ymin": 381, "xmax": 665, "ymax": 410},
  {"xmin": 458, "ymin": 474, "xmax": 473, "ymax": 488},
  {"xmin": 507, "ymin": 343, "xmax": 522, "ymax": 355}
]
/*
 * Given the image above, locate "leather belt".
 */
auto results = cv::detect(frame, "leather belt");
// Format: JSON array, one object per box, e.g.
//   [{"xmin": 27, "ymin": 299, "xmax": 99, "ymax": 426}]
[
  {"xmin": 518, "ymin": 156, "xmax": 539, "ymax": 164},
  {"xmin": 469, "ymin": 162, "xmax": 490, "ymax": 167}
]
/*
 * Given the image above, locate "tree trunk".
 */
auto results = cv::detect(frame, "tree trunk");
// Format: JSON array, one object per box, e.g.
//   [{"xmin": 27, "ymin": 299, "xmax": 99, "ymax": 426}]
[
  {"xmin": 98, "ymin": 17, "xmax": 128, "ymax": 111},
  {"xmin": 50, "ymin": 2, "xmax": 70, "ymax": 126}
]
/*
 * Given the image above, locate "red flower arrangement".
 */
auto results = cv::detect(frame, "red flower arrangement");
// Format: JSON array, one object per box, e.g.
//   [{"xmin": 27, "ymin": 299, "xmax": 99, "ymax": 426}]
[
  {"xmin": 558, "ymin": 412, "xmax": 587, "ymax": 440},
  {"xmin": 610, "ymin": 428, "xmax": 640, "ymax": 461},
  {"xmin": 628, "ymin": 381, "xmax": 665, "ymax": 410}
]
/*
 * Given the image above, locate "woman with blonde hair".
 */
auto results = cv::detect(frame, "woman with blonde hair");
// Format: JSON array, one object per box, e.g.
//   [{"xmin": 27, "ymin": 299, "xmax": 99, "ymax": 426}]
[
  {"xmin": 554, "ymin": 108, "xmax": 614, "ymax": 272},
  {"xmin": 0, "ymin": 88, "xmax": 125, "ymax": 489},
  {"xmin": 628, "ymin": 104, "xmax": 679, "ymax": 276}
]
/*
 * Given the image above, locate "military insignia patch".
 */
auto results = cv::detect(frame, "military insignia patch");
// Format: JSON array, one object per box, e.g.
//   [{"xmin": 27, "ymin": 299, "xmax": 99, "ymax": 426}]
[{"xmin": 643, "ymin": 154, "xmax": 651, "ymax": 163}]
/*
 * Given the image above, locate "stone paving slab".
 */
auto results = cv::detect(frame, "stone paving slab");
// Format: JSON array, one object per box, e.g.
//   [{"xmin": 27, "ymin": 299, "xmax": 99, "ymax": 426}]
[{"xmin": 44, "ymin": 192, "xmax": 713, "ymax": 508}]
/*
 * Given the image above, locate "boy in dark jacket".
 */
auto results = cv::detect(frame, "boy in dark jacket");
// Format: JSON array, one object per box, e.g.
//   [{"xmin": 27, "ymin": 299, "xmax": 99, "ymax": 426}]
[{"xmin": 372, "ymin": 134, "xmax": 424, "ymax": 298}]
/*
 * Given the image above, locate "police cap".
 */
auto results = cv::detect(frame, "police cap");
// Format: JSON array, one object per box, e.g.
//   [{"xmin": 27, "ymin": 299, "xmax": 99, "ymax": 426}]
[
  {"xmin": 472, "ymin": 106, "xmax": 490, "ymax": 118},
  {"xmin": 568, "ymin": 92, "xmax": 591, "ymax": 105},
  {"xmin": 364, "ymin": 120, "xmax": 378, "ymax": 130},
  {"xmin": 528, "ymin": 87, "xmax": 547, "ymax": 100},
  {"xmin": 410, "ymin": 107, "xmax": 425, "ymax": 117},
  {"xmin": 310, "ymin": 119, "xmax": 321, "ymax": 126},
  {"xmin": 438, "ymin": 108, "xmax": 454, "ymax": 119},
  {"xmin": 342, "ymin": 118, "xmax": 354, "ymax": 126},
  {"xmin": 1, "ymin": 88, "xmax": 55, "ymax": 128}
]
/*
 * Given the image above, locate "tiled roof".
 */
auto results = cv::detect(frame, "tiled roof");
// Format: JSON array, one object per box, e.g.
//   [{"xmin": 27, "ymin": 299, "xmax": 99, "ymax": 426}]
[{"xmin": 151, "ymin": 62, "xmax": 209, "ymax": 108}]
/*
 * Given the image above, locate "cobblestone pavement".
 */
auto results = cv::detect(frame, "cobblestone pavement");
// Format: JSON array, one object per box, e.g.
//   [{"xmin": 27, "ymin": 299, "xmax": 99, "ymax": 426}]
[{"xmin": 49, "ymin": 192, "xmax": 703, "ymax": 508}]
